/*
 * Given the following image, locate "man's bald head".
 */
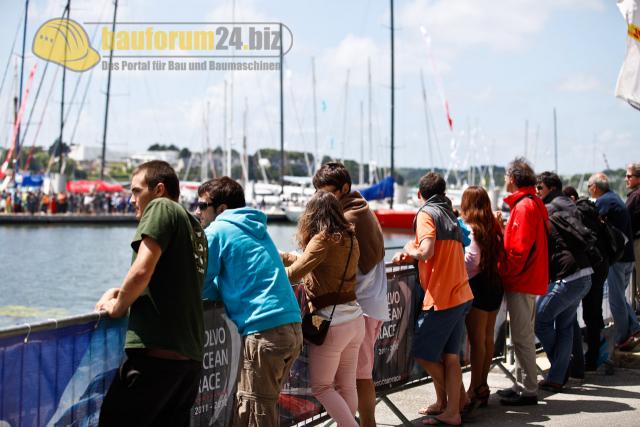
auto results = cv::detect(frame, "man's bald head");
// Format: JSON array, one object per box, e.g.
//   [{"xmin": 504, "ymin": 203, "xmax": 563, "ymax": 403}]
[{"xmin": 587, "ymin": 172, "xmax": 609, "ymax": 199}]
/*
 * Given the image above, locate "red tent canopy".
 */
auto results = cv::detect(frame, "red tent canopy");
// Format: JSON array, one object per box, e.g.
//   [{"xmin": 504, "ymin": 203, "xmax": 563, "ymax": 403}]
[{"xmin": 66, "ymin": 180, "xmax": 124, "ymax": 194}]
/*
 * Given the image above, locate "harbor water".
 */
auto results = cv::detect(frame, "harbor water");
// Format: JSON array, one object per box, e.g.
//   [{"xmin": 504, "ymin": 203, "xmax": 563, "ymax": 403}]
[{"xmin": 0, "ymin": 223, "xmax": 411, "ymax": 328}]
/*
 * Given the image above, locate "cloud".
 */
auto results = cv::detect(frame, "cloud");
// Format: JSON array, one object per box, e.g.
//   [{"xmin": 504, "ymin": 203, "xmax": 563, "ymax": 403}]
[
  {"xmin": 555, "ymin": 0, "xmax": 605, "ymax": 12},
  {"xmin": 31, "ymin": 0, "xmax": 114, "ymax": 23},
  {"xmin": 397, "ymin": 0, "xmax": 606, "ymax": 54},
  {"xmin": 320, "ymin": 34, "xmax": 379, "ymax": 70},
  {"xmin": 206, "ymin": 0, "xmax": 268, "ymax": 22},
  {"xmin": 596, "ymin": 128, "xmax": 633, "ymax": 146},
  {"xmin": 398, "ymin": 0, "xmax": 547, "ymax": 53},
  {"xmin": 556, "ymin": 74, "xmax": 601, "ymax": 93},
  {"xmin": 472, "ymin": 86, "xmax": 495, "ymax": 102}
]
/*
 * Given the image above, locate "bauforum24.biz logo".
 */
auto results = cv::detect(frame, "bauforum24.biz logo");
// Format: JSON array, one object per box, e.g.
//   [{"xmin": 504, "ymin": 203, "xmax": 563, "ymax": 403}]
[{"xmin": 33, "ymin": 18, "xmax": 292, "ymax": 73}]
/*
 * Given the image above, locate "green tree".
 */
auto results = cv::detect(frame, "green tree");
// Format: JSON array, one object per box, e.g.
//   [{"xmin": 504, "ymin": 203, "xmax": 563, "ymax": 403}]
[
  {"xmin": 148, "ymin": 143, "xmax": 180, "ymax": 152},
  {"xmin": 48, "ymin": 138, "xmax": 70, "ymax": 157},
  {"xmin": 179, "ymin": 147, "xmax": 191, "ymax": 159}
]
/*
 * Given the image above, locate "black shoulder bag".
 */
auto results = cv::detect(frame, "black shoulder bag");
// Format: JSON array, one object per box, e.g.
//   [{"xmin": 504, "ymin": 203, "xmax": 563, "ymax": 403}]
[{"xmin": 301, "ymin": 236, "xmax": 354, "ymax": 346}]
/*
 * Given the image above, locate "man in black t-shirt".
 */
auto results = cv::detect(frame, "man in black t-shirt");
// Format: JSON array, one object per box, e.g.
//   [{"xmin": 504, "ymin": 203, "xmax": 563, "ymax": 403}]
[{"xmin": 96, "ymin": 160, "xmax": 206, "ymax": 427}]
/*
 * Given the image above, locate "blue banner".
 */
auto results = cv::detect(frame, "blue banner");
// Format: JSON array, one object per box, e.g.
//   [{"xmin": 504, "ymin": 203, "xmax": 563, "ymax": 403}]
[
  {"xmin": 360, "ymin": 176, "xmax": 394, "ymax": 201},
  {"xmin": 0, "ymin": 316, "xmax": 127, "ymax": 426},
  {"xmin": 16, "ymin": 174, "xmax": 44, "ymax": 188}
]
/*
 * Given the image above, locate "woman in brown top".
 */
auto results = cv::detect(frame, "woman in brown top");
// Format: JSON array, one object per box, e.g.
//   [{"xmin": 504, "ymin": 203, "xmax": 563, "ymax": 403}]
[{"xmin": 282, "ymin": 190, "xmax": 363, "ymax": 427}]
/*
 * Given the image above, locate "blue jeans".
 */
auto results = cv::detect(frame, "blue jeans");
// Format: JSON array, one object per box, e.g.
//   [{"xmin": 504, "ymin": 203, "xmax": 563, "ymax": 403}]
[
  {"xmin": 607, "ymin": 262, "xmax": 640, "ymax": 344},
  {"xmin": 535, "ymin": 275, "xmax": 592, "ymax": 384}
]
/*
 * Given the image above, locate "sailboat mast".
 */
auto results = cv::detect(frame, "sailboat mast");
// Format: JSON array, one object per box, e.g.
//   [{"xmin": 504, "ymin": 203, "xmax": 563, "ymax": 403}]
[
  {"xmin": 359, "ymin": 100, "xmax": 364, "ymax": 184},
  {"xmin": 13, "ymin": 60, "xmax": 18, "ymax": 143},
  {"xmin": 390, "ymin": 0, "xmax": 395, "ymax": 209},
  {"xmin": 59, "ymin": 1, "xmax": 70, "ymax": 174},
  {"xmin": 15, "ymin": 0, "xmax": 29, "ymax": 171},
  {"xmin": 523, "ymin": 119, "xmax": 528, "ymax": 159},
  {"xmin": 200, "ymin": 105, "xmax": 205, "ymax": 181},
  {"xmin": 553, "ymin": 107, "xmax": 558, "ymax": 172},
  {"xmin": 341, "ymin": 69, "xmax": 350, "ymax": 163},
  {"xmin": 228, "ymin": 0, "xmax": 235, "ymax": 179},
  {"xmin": 312, "ymin": 57, "xmax": 318, "ymax": 172},
  {"xmin": 368, "ymin": 58, "xmax": 373, "ymax": 183},
  {"xmin": 211, "ymin": 101, "xmax": 219, "ymax": 179},
  {"xmin": 420, "ymin": 68, "xmax": 434, "ymax": 172},
  {"xmin": 223, "ymin": 80, "xmax": 228, "ymax": 176},
  {"xmin": 100, "ymin": 0, "xmax": 118, "ymax": 181},
  {"xmin": 200, "ymin": 101, "xmax": 209, "ymax": 181},
  {"xmin": 533, "ymin": 123, "xmax": 540, "ymax": 166},
  {"xmin": 279, "ymin": 22, "xmax": 285, "ymax": 192},
  {"xmin": 242, "ymin": 97, "xmax": 248, "ymax": 186},
  {"xmin": 228, "ymin": 79, "xmax": 233, "ymax": 178}
]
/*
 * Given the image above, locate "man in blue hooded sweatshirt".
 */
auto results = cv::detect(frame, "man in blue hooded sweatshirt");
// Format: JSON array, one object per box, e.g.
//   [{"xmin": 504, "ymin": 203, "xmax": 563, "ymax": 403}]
[{"xmin": 196, "ymin": 177, "xmax": 302, "ymax": 426}]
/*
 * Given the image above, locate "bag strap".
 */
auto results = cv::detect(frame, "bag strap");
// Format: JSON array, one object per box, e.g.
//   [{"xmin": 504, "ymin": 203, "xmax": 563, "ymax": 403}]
[
  {"xmin": 516, "ymin": 193, "xmax": 550, "ymax": 235},
  {"xmin": 327, "ymin": 235, "xmax": 354, "ymax": 321},
  {"xmin": 515, "ymin": 193, "xmax": 550, "ymax": 268}
]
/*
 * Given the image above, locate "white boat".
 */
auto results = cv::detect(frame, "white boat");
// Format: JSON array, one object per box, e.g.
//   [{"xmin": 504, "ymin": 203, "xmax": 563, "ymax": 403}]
[{"xmin": 284, "ymin": 204, "xmax": 305, "ymax": 223}]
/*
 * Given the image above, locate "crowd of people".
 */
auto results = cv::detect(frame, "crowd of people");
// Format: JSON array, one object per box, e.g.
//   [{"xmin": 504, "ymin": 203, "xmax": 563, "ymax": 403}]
[
  {"xmin": 0, "ymin": 190, "xmax": 132, "ymax": 214},
  {"xmin": 391, "ymin": 158, "xmax": 640, "ymax": 425},
  {"xmin": 92, "ymin": 158, "xmax": 640, "ymax": 426}
]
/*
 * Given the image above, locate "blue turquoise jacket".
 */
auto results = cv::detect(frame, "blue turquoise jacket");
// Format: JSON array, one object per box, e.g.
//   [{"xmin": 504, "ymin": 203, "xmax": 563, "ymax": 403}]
[{"xmin": 203, "ymin": 207, "xmax": 301, "ymax": 335}]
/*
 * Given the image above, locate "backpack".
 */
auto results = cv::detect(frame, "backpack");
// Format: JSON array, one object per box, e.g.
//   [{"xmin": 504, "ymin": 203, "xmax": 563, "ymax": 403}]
[
  {"xmin": 548, "ymin": 207, "xmax": 603, "ymax": 268},
  {"xmin": 602, "ymin": 223, "xmax": 627, "ymax": 263},
  {"xmin": 575, "ymin": 198, "xmax": 626, "ymax": 264}
]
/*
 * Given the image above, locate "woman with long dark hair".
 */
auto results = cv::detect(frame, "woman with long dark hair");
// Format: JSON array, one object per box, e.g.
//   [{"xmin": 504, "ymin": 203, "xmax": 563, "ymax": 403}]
[
  {"xmin": 460, "ymin": 186, "xmax": 505, "ymax": 407},
  {"xmin": 281, "ymin": 190, "xmax": 363, "ymax": 426}
]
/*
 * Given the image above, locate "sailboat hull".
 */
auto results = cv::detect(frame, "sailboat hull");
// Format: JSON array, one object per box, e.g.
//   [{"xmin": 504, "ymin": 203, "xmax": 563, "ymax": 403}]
[{"xmin": 373, "ymin": 208, "xmax": 416, "ymax": 230}]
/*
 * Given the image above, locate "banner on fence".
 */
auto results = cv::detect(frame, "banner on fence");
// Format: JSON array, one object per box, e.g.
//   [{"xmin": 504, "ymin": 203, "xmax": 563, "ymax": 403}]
[
  {"xmin": 274, "ymin": 267, "xmax": 421, "ymax": 425},
  {"xmin": 0, "ymin": 267, "xmax": 421, "ymax": 427},
  {"xmin": 191, "ymin": 302, "xmax": 242, "ymax": 427},
  {"xmin": 373, "ymin": 270, "xmax": 421, "ymax": 389},
  {"xmin": 0, "ymin": 316, "xmax": 127, "ymax": 427}
]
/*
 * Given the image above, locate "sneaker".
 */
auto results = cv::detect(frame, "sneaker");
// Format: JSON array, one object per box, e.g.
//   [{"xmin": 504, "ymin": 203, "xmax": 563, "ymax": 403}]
[
  {"xmin": 499, "ymin": 394, "xmax": 538, "ymax": 406},
  {"xmin": 538, "ymin": 379, "xmax": 563, "ymax": 393},
  {"xmin": 496, "ymin": 388, "xmax": 518, "ymax": 398}
]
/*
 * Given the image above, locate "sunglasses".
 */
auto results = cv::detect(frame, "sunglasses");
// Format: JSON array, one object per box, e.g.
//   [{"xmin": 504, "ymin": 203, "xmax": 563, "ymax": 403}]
[
  {"xmin": 536, "ymin": 185, "xmax": 544, "ymax": 190},
  {"xmin": 197, "ymin": 201, "xmax": 215, "ymax": 210},
  {"xmin": 626, "ymin": 174, "xmax": 639, "ymax": 179}
]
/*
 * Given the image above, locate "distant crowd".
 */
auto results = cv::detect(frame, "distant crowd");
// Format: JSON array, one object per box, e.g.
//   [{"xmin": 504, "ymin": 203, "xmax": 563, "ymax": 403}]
[
  {"xmin": 0, "ymin": 190, "xmax": 133, "ymax": 215},
  {"xmin": 89, "ymin": 158, "xmax": 639, "ymax": 426}
]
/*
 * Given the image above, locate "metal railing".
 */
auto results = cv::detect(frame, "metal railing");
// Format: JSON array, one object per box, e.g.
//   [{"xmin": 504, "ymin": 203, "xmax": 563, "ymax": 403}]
[{"xmin": 5, "ymin": 259, "xmax": 633, "ymax": 426}]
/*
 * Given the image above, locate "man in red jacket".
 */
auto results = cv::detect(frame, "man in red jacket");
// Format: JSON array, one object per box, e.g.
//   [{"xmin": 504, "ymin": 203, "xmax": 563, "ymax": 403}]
[{"xmin": 497, "ymin": 157, "xmax": 549, "ymax": 406}]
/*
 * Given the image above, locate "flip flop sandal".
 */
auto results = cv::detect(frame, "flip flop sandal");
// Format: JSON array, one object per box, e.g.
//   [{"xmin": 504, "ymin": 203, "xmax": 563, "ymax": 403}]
[
  {"xmin": 418, "ymin": 406, "xmax": 444, "ymax": 416},
  {"xmin": 422, "ymin": 415, "xmax": 462, "ymax": 426}
]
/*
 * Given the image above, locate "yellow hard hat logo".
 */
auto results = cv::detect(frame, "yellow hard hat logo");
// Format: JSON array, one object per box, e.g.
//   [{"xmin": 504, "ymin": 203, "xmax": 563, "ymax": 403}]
[{"xmin": 33, "ymin": 18, "xmax": 100, "ymax": 72}]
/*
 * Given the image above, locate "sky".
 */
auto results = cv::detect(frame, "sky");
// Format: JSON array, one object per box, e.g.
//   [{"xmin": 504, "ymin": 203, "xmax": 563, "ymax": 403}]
[{"xmin": 0, "ymin": 0, "xmax": 638, "ymax": 176}]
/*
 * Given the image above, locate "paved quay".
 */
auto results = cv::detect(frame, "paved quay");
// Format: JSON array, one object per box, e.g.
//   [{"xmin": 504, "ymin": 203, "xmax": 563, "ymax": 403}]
[
  {"xmin": 0, "ymin": 211, "xmax": 289, "ymax": 224},
  {"xmin": 371, "ymin": 357, "xmax": 640, "ymax": 426},
  {"xmin": 0, "ymin": 213, "xmax": 137, "ymax": 224}
]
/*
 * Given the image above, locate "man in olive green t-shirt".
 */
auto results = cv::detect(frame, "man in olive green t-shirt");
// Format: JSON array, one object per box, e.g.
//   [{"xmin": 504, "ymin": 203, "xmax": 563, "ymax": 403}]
[{"xmin": 96, "ymin": 160, "xmax": 207, "ymax": 427}]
